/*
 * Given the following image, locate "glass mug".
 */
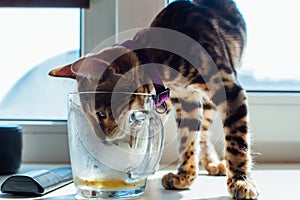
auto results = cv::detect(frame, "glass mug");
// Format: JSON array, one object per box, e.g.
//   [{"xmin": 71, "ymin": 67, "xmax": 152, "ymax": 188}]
[{"xmin": 68, "ymin": 92, "xmax": 164, "ymax": 199}]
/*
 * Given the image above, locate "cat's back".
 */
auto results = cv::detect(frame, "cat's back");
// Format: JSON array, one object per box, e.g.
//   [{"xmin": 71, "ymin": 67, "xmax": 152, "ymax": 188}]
[
  {"xmin": 150, "ymin": 0, "xmax": 246, "ymax": 70},
  {"xmin": 151, "ymin": 0, "xmax": 245, "ymax": 31}
]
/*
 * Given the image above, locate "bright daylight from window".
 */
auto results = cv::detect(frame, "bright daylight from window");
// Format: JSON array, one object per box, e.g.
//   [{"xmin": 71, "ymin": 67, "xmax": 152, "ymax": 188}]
[
  {"xmin": 0, "ymin": 8, "xmax": 80, "ymax": 120},
  {"xmin": 1, "ymin": 0, "xmax": 300, "ymax": 121},
  {"xmin": 235, "ymin": 0, "xmax": 300, "ymax": 91}
]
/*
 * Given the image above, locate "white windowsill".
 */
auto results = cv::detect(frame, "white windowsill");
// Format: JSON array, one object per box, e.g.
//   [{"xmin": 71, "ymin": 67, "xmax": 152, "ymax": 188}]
[
  {"xmin": 1, "ymin": 92, "xmax": 299, "ymax": 163},
  {"xmin": 1, "ymin": 163, "xmax": 299, "ymax": 199}
]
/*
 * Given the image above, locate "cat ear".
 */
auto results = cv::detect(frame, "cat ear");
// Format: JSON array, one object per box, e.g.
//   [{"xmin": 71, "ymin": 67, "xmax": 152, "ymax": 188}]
[
  {"xmin": 49, "ymin": 57, "xmax": 109, "ymax": 80},
  {"xmin": 48, "ymin": 64, "xmax": 77, "ymax": 79},
  {"xmin": 71, "ymin": 57, "xmax": 110, "ymax": 80}
]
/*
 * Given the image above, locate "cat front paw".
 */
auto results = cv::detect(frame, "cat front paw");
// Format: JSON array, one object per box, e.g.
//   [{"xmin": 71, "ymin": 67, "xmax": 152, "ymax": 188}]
[
  {"xmin": 162, "ymin": 172, "xmax": 195, "ymax": 190},
  {"xmin": 227, "ymin": 178, "xmax": 259, "ymax": 199}
]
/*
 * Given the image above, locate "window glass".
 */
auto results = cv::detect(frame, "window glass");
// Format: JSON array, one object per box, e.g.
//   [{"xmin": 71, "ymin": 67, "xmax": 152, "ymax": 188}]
[
  {"xmin": 0, "ymin": 8, "xmax": 80, "ymax": 120},
  {"xmin": 235, "ymin": 0, "xmax": 300, "ymax": 91},
  {"xmin": 167, "ymin": 0, "xmax": 300, "ymax": 92}
]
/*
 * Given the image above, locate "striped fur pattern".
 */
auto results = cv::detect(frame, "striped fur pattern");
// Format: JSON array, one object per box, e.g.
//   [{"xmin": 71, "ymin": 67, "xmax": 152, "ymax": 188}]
[
  {"xmin": 142, "ymin": 1, "xmax": 258, "ymax": 198},
  {"xmin": 49, "ymin": 0, "xmax": 258, "ymax": 199}
]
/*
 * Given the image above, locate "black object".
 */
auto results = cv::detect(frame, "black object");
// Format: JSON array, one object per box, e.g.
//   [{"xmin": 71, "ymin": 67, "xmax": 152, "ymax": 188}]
[
  {"xmin": 1, "ymin": 167, "xmax": 73, "ymax": 196},
  {"xmin": 0, "ymin": 125, "xmax": 22, "ymax": 175}
]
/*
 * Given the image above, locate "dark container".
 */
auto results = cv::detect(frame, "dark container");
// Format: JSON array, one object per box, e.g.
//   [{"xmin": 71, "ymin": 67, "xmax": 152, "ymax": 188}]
[{"xmin": 0, "ymin": 125, "xmax": 22, "ymax": 175}]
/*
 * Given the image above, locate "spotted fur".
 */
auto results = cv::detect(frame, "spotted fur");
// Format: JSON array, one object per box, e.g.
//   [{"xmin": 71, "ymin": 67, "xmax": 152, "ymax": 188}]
[{"xmin": 49, "ymin": 0, "xmax": 258, "ymax": 199}]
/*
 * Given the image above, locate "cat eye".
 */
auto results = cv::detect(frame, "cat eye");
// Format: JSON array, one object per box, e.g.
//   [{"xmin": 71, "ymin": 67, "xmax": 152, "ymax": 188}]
[{"xmin": 96, "ymin": 111, "xmax": 107, "ymax": 119}]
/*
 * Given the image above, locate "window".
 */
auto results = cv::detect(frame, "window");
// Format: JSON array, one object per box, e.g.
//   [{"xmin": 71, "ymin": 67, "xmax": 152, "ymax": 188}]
[
  {"xmin": 0, "ymin": 8, "xmax": 80, "ymax": 120},
  {"xmin": 235, "ymin": 0, "xmax": 300, "ymax": 92},
  {"xmin": 1, "ymin": 0, "xmax": 298, "ymax": 163}
]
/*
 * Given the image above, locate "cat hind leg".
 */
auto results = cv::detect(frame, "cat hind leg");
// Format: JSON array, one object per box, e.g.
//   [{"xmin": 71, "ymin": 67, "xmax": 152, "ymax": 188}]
[{"xmin": 199, "ymin": 98, "xmax": 226, "ymax": 176}]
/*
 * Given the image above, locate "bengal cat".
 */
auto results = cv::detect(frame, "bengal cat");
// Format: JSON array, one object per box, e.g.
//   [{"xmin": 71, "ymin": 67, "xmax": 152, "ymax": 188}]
[{"xmin": 49, "ymin": 0, "xmax": 259, "ymax": 199}]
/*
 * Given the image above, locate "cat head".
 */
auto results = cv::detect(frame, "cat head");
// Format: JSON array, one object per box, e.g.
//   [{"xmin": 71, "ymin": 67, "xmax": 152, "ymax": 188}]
[
  {"xmin": 49, "ymin": 46, "xmax": 141, "ymax": 92},
  {"xmin": 49, "ymin": 46, "xmax": 148, "ymax": 139}
]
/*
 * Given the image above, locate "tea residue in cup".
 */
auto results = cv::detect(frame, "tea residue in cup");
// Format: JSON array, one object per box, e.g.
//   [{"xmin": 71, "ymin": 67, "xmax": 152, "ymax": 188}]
[{"xmin": 75, "ymin": 178, "xmax": 145, "ymax": 190}]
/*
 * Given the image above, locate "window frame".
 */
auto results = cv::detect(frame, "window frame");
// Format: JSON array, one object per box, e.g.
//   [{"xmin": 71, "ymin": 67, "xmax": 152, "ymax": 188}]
[
  {"xmin": 0, "ymin": 0, "xmax": 89, "ymax": 8},
  {"xmin": 1, "ymin": 0, "xmax": 299, "ymax": 164}
]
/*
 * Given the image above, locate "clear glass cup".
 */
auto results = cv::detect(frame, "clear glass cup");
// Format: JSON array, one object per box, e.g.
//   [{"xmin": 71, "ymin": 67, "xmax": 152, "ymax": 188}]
[{"xmin": 68, "ymin": 92, "xmax": 164, "ymax": 199}]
